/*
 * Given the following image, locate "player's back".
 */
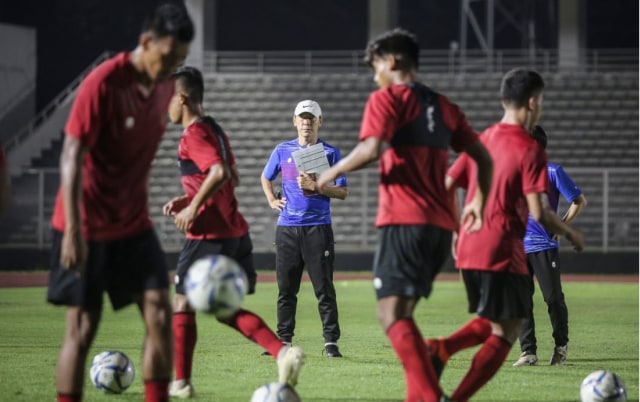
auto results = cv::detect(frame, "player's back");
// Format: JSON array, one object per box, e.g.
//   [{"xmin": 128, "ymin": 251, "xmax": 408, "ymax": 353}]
[{"xmin": 452, "ymin": 122, "xmax": 548, "ymax": 273}]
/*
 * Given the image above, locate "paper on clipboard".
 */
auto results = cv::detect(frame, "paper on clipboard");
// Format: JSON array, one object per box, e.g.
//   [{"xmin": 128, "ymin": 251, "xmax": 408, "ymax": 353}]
[{"xmin": 291, "ymin": 143, "xmax": 330, "ymax": 175}]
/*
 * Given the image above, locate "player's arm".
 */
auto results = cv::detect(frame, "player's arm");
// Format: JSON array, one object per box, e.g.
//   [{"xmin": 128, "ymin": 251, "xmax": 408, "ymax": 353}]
[
  {"xmin": 562, "ymin": 194, "xmax": 587, "ymax": 223},
  {"xmin": 527, "ymin": 192, "xmax": 584, "ymax": 251},
  {"xmin": 59, "ymin": 135, "xmax": 89, "ymax": 270},
  {"xmin": 298, "ymin": 172, "xmax": 349, "ymax": 200},
  {"xmin": 230, "ymin": 164, "xmax": 240, "ymax": 187},
  {"xmin": 174, "ymin": 162, "xmax": 230, "ymax": 232},
  {"xmin": 261, "ymin": 173, "xmax": 286, "ymax": 212},
  {"xmin": 317, "ymin": 136, "xmax": 382, "ymax": 190},
  {"xmin": 459, "ymin": 141, "xmax": 493, "ymax": 232},
  {"xmin": 318, "ymin": 183, "xmax": 348, "ymax": 200},
  {"xmin": 445, "ymin": 175, "xmax": 461, "ymax": 259}
]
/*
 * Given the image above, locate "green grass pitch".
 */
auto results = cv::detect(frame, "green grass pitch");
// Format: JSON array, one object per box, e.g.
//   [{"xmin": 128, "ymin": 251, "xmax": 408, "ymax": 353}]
[{"xmin": 0, "ymin": 275, "xmax": 637, "ymax": 401}]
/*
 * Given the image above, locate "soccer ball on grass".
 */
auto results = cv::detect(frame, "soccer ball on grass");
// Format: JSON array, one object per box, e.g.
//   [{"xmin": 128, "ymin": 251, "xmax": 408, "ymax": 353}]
[
  {"xmin": 89, "ymin": 350, "xmax": 135, "ymax": 393},
  {"xmin": 580, "ymin": 370, "xmax": 627, "ymax": 402},
  {"xmin": 250, "ymin": 382, "xmax": 301, "ymax": 402},
  {"xmin": 185, "ymin": 254, "xmax": 247, "ymax": 319}
]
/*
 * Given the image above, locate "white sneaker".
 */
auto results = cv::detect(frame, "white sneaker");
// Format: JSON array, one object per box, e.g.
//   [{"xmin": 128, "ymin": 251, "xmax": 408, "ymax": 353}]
[
  {"xmin": 549, "ymin": 345, "xmax": 568, "ymax": 365},
  {"xmin": 277, "ymin": 345, "xmax": 305, "ymax": 386},
  {"xmin": 512, "ymin": 351, "xmax": 538, "ymax": 366},
  {"xmin": 169, "ymin": 379, "xmax": 196, "ymax": 399}
]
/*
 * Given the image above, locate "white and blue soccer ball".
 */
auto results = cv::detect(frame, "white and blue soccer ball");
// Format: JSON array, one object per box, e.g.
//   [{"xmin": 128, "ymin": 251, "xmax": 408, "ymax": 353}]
[
  {"xmin": 250, "ymin": 382, "xmax": 301, "ymax": 402},
  {"xmin": 185, "ymin": 254, "xmax": 247, "ymax": 319},
  {"xmin": 89, "ymin": 350, "xmax": 135, "ymax": 393},
  {"xmin": 580, "ymin": 370, "xmax": 627, "ymax": 402}
]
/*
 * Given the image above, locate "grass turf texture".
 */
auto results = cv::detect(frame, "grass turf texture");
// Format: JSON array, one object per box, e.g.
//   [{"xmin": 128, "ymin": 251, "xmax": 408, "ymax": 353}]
[{"xmin": 0, "ymin": 275, "xmax": 636, "ymax": 401}]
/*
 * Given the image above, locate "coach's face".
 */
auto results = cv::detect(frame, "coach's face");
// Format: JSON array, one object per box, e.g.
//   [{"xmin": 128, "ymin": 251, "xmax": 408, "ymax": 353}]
[{"xmin": 293, "ymin": 112, "xmax": 322, "ymax": 143}]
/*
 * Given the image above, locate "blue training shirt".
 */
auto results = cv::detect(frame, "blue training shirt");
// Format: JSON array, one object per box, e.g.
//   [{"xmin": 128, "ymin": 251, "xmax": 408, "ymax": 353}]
[
  {"xmin": 263, "ymin": 138, "xmax": 347, "ymax": 226},
  {"xmin": 524, "ymin": 162, "xmax": 582, "ymax": 253}
]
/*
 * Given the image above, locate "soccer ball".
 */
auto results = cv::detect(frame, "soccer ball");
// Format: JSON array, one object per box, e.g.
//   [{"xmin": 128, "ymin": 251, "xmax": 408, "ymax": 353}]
[
  {"xmin": 89, "ymin": 350, "xmax": 135, "ymax": 393},
  {"xmin": 250, "ymin": 382, "xmax": 301, "ymax": 402},
  {"xmin": 185, "ymin": 254, "xmax": 247, "ymax": 318},
  {"xmin": 580, "ymin": 370, "xmax": 627, "ymax": 402}
]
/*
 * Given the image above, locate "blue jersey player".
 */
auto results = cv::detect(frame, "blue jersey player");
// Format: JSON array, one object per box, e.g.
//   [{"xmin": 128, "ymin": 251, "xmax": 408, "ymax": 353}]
[
  {"xmin": 260, "ymin": 100, "xmax": 348, "ymax": 357},
  {"xmin": 513, "ymin": 125, "xmax": 588, "ymax": 367}
]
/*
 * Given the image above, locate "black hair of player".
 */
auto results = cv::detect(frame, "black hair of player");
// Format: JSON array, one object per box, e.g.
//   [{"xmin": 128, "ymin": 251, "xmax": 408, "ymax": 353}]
[
  {"xmin": 500, "ymin": 68, "xmax": 545, "ymax": 109},
  {"xmin": 532, "ymin": 125, "xmax": 548, "ymax": 149},
  {"xmin": 364, "ymin": 27, "xmax": 420, "ymax": 70},
  {"xmin": 142, "ymin": 3, "xmax": 194, "ymax": 43},
  {"xmin": 173, "ymin": 66, "xmax": 204, "ymax": 103}
]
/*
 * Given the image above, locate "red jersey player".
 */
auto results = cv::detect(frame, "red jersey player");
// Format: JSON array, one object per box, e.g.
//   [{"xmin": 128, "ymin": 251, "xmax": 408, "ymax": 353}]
[
  {"xmin": 47, "ymin": 5, "xmax": 193, "ymax": 402},
  {"xmin": 163, "ymin": 66, "xmax": 304, "ymax": 398},
  {"xmin": 318, "ymin": 28, "xmax": 493, "ymax": 402},
  {"xmin": 427, "ymin": 68, "xmax": 584, "ymax": 402}
]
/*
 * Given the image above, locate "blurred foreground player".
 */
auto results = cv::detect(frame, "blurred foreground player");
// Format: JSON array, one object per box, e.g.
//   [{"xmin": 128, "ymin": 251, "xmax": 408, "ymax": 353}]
[
  {"xmin": 429, "ymin": 68, "xmax": 584, "ymax": 401},
  {"xmin": 318, "ymin": 28, "xmax": 493, "ymax": 402},
  {"xmin": 164, "ymin": 66, "xmax": 304, "ymax": 399},
  {"xmin": 47, "ymin": 4, "xmax": 193, "ymax": 402}
]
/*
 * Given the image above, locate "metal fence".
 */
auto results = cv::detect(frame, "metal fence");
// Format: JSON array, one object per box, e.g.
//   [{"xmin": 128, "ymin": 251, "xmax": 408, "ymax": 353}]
[
  {"xmin": 204, "ymin": 48, "xmax": 639, "ymax": 75},
  {"xmin": 3, "ymin": 167, "xmax": 637, "ymax": 253}
]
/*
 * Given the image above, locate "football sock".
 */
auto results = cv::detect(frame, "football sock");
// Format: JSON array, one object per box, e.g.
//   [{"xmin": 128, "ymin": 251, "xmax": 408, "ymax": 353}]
[
  {"xmin": 144, "ymin": 379, "xmax": 170, "ymax": 402},
  {"xmin": 229, "ymin": 309, "xmax": 283, "ymax": 359},
  {"xmin": 173, "ymin": 312, "xmax": 197, "ymax": 381},
  {"xmin": 441, "ymin": 317, "xmax": 491, "ymax": 357},
  {"xmin": 57, "ymin": 394, "xmax": 81, "ymax": 402},
  {"xmin": 451, "ymin": 334, "xmax": 512, "ymax": 402},
  {"xmin": 387, "ymin": 318, "xmax": 442, "ymax": 402}
]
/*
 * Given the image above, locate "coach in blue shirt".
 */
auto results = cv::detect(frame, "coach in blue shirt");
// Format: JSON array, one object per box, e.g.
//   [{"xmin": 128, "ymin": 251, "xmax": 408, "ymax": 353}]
[
  {"xmin": 513, "ymin": 125, "xmax": 588, "ymax": 367},
  {"xmin": 261, "ymin": 100, "xmax": 348, "ymax": 358}
]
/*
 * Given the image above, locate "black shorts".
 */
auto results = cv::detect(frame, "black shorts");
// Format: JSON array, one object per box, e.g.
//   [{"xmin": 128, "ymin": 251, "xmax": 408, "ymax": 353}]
[
  {"xmin": 174, "ymin": 233, "xmax": 256, "ymax": 295},
  {"xmin": 47, "ymin": 229, "xmax": 170, "ymax": 310},
  {"xmin": 373, "ymin": 225, "xmax": 452, "ymax": 300},
  {"xmin": 462, "ymin": 269, "xmax": 532, "ymax": 321}
]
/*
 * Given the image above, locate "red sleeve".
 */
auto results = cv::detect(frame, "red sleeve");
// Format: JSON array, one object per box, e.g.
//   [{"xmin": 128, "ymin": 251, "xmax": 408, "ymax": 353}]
[
  {"xmin": 359, "ymin": 89, "xmax": 400, "ymax": 143},
  {"xmin": 184, "ymin": 126, "xmax": 224, "ymax": 173},
  {"xmin": 521, "ymin": 144, "xmax": 549, "ymax": 195},
  {"xmin": 447, "ymin": 153, "xmax": 471, "ymax": 190},
  {"xmin": 64, "ymin": 72, "xmax": 105, "ymax": 148},
  {"xmin": 439, "ymin": 95, "xmax": 479, "ymax": 153}
]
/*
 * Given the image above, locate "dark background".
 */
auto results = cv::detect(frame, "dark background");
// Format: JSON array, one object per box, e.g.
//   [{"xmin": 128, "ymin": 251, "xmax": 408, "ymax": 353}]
[{"xmin": 0, "ymin": 0, "xmax": 637, "ymax": 111}]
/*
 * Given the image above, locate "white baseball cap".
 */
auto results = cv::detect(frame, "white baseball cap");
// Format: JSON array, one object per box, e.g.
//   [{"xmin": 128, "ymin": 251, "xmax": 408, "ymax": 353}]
[{"xmin": 294, "ymin": 100, "xmax": 322, "ymax": 117}]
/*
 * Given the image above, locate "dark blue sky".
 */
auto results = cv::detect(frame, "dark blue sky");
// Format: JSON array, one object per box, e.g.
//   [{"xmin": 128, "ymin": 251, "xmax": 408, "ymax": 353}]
[{"xmin": 1, "ymin": 0, "xmax": 637, "ymax": 109}]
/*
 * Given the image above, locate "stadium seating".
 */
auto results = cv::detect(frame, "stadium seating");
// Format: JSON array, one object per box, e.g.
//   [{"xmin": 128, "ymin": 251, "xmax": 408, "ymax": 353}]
[{"xmin": 1, "ymin": 71, "xmax": 637, "ymax": 252}]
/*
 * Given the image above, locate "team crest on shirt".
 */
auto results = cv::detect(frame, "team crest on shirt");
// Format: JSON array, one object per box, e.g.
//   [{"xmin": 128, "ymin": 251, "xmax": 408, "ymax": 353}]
[{"xmin": 125, "ymin": 116, "xmax": 135, "ymax": 129}]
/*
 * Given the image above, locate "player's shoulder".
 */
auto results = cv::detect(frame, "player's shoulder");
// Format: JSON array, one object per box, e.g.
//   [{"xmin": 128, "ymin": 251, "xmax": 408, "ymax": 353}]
[{"xmin": 82, "ymin": 52, "xmax": 132, "ymax": 88}]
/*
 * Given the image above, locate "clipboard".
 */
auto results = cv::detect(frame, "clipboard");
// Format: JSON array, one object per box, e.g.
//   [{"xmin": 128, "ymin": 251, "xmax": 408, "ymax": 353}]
[{"xmin": 291, "ymin": 143, "xmax": 330, "ymax": 175}]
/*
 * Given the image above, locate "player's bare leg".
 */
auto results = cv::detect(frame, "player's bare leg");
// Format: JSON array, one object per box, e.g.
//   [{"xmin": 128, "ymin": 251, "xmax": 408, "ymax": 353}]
[
  {"xmin": 56, "ymin": 307, "xmax": 101, "ymax": 397},
  {"xmin": 137, "ymin": 289, "xmax": 173, "ymax": 401}
]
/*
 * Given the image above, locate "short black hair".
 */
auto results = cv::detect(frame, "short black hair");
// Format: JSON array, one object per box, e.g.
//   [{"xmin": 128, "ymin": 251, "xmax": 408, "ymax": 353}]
[
  {"xmin": 173, "ymin": 66, "xmax": 204, "ymax": 103},
  {"xmin": 142, "ymin": 3, "xmax": 194, "ymax": 43},
  {"xmin": 364, "ymin": 27, "xmax": 420, "ymax": 70},
  {"xmin": 500, "ymin": 68, "xmax": 545, "ymax": 108},
  {"xmin": 532, "ymin": 125, "xmax": 548, "ymax": 149}
]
